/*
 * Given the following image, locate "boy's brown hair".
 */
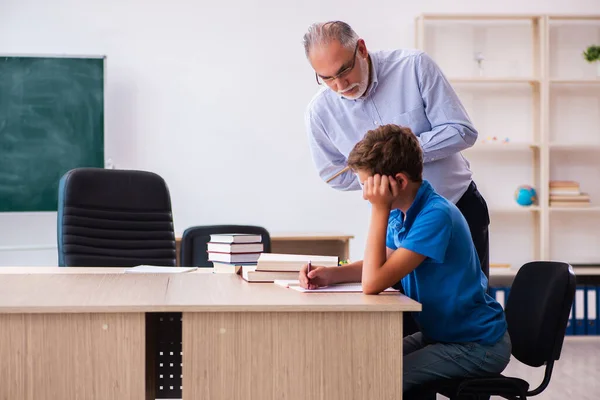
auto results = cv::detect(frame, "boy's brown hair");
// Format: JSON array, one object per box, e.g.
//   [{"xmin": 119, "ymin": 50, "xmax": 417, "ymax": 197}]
[{"xmin": 347, "ymin": 124, "xmax": 423, "ymax": 182}]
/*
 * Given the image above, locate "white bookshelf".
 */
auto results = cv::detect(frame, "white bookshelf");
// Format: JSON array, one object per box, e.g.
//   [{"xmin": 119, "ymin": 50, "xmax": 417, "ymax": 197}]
[{"xmin": 415, "ymin": 14, "xmax": 600, "ymax": 272}]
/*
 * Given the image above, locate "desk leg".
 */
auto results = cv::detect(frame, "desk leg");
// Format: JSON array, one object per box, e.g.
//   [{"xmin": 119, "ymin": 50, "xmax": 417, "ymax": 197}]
[
  {"xmin": 0, "ymin": 313, "xmax": 146, "ymax": 400},
  {"xmin": 183, "ymin": 311, "xmax": 403, "ymax": 400},
  {"xmin": 342, "ymin": 239, "xmax": 350, "ymax": 261}
]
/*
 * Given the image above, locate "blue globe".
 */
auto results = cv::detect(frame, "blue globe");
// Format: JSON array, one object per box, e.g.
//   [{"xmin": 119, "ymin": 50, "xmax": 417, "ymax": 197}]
[{"xmin": 514, "ymin": 185, "xmax": 537, "ymax": 206}]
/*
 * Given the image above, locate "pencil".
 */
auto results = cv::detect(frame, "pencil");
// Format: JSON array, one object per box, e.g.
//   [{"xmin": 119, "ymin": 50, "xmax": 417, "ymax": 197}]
[
  {"xmin": 326, "ymin": 166, "xmax": 350, "ymax": 183},
  {"xmin": 307, "ymin": 260, "xmax": 312, "ymax": 290}
]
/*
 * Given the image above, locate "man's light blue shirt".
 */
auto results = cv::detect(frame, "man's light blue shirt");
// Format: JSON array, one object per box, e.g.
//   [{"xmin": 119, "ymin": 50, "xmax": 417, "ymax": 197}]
[{"xmin": 305, "ymin": 49, "xmax": 477, "ymax": 203}]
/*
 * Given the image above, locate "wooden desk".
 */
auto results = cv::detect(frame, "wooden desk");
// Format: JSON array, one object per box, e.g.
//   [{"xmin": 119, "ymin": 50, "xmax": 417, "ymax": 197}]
[
  {"xmin": 0, "ymin": 266, "xmax": 214, "ymax": 274},
  {"xmin": 0, "ymin": 272, "xmax": 169, "ymax": 400},
  {"xmin": 168, "ymin": 273, "xmax": 420, "ymax": 400},
  {"xmin": 0, "ymin": 268, "xmax": 420, "ymax": 400},
  {"xmin": 176, "ymin": 232, "xmax": 354, "ymax": 265}
]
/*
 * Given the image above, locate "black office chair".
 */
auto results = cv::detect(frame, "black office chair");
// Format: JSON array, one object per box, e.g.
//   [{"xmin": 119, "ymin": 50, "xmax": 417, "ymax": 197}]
[
  {"xmin": 57, "ymin": 167, "xmax": 177, "ymax": 267},
  {"xmin": 179, "ymin": 224, "xmax": 271, "ymax": 267},
  {"xmin": 413, "ymin": 261, "xmax": 576, "ymax": 400},
  {"xmin": 57, "ymin": 167, "xmax": 180, "ymax": 399}
]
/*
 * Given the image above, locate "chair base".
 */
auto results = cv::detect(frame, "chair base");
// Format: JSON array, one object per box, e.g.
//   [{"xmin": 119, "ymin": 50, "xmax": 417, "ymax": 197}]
[{"xmin": 419, "ymin": 375, "xmax": 530, "ymax": 400}]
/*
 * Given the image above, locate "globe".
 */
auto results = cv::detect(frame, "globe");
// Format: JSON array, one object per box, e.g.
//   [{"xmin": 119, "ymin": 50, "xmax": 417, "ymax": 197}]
[{"xmin": 514, "ymin": 185, "xmax": 537, "ymax": 206}]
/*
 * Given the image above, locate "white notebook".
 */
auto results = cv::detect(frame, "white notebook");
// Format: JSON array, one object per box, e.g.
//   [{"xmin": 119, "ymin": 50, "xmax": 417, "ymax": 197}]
[
  {"xmin": 273, "ymin": 279, "xmax": 301, "ymax": 288},
  {"xmin": 124, "ymin": 265, "xmax": 198, "ymax": 273},
  {"xmin": 282, "ymin": 282, "xmax": 398, "ymax": 293}
]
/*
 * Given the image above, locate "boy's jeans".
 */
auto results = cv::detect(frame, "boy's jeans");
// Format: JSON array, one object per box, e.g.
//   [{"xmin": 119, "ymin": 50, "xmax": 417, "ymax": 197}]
[{"xmin": 403, "ymin": 330, "xmax": 512, "ymax": 399}]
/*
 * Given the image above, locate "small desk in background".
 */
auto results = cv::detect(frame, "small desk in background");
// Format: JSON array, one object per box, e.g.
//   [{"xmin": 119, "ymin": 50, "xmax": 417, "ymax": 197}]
[
  {"xmin": 176, "ymin": 232, "xmax": 354, "ymax": 265},
  {"xmin": 269, "ymin": 232, "xmax": 354, "ymax": 260}
]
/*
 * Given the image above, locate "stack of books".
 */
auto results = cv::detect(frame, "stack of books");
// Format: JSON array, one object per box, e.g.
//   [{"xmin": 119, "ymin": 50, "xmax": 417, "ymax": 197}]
[
  {"xmin": 207, "ymin": 233, "xmax": 264, "ymax": 273},
  {"xmin": 549, "ymin": 180, "xmax": 590, "ymax": 208},
  {"xmin": 240, "ymin": 253, "xmax": 339, "ymax": 282}
]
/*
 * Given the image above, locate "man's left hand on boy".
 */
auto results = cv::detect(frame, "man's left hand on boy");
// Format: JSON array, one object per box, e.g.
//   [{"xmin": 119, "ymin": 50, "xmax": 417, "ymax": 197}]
[{"xmin": 362, "ymin": 174, "xmax": 399, "ymax": 209}]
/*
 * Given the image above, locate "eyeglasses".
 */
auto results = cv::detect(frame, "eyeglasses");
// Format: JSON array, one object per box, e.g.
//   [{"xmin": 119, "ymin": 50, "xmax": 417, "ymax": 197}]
[{"xmin": 315, "ymin": 42, "xmax": 359, "ymax": 85}]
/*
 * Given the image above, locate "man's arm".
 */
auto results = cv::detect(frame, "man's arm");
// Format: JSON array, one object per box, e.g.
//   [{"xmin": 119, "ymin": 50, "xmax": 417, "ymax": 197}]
[
  {"xmin": 305, "ymin": 108, "xmax": 361, "ymax": 191},
  {"xmin": 415, "ymin": 52, "xmax": 478, "ymax": 163}
]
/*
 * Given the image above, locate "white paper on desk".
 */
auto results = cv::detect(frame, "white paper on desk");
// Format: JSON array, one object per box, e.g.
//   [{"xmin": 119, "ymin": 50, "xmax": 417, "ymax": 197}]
[
  {"xmin": 274, "ymin": 279, "xmax": 300, "ymax": 288},
  {"xmin": 289, "ymin": 283, "xmax": 398, "ymax": 293},
  {"xmin": 124, "ymin": 265, "xmax": 198, "ymax": 273}
]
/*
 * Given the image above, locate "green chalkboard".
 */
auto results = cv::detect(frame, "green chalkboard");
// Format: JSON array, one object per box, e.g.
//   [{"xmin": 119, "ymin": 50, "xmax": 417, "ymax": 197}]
[{"xmin": 0, "ymin": 55, "xmax": 104, "ymax": 212}]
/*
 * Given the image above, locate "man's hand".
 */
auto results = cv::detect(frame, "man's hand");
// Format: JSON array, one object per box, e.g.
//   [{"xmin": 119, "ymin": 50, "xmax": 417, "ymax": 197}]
[
  {"xmin": 299, "ymin": 264, "xmax": 334, "ymax": 290},
  {"xmin": 362, "ymin": 174, "xmax": 399, "ymax": 209}
]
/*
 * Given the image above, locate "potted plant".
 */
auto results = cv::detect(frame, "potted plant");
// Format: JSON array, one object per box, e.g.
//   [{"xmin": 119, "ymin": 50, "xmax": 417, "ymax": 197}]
[{"xmin": 583, "ymin": 45, "xmax": 600, "ymax": 77}]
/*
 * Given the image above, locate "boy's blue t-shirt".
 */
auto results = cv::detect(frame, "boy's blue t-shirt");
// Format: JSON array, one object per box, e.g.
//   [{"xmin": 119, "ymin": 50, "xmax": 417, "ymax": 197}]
[{"xmin": 386, "ymin": 180, "xmax": 506, "ymax": 345}]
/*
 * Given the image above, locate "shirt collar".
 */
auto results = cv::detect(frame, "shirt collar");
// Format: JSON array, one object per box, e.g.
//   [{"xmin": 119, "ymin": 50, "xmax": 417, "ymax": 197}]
[
  {"xmin": 365, "ymin": 52, "xmax": 379, "ymax": 95},
  {"xmin": 393, "ymin": 180, "xmax": 434, "ymax": 228}
]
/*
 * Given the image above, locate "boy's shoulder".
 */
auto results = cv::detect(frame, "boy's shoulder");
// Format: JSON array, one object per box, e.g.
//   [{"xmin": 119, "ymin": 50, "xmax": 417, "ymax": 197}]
[
  {"xmin": 419, "ymin": 190, "xmax": 456, "ymax": 219},
  {"xmin": 414, "ymin": 186, "xmax": 467, "ymax": 233}
]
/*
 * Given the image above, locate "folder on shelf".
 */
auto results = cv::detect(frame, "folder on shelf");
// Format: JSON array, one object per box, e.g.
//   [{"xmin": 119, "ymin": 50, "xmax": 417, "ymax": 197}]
[
  {"xmin": 597, "ymin": 286, "xmax": 600, "ymax": 335},
  {"xmin": 586, "ymin": 285, "xmax": 597, "ymax": 335},
  {"xmin": 489, "ymin": 286, "xmax": 509, "ymax": 309},
  {"xmin": 574, "ymin": 286, "xmax": 586, "ymax": 335}
]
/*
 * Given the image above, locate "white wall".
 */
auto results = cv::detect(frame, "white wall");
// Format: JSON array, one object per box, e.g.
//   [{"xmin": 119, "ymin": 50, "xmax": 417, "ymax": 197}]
[{"xmin": 1, "ymin": 0, "xmax": 599, "ymax": 266}]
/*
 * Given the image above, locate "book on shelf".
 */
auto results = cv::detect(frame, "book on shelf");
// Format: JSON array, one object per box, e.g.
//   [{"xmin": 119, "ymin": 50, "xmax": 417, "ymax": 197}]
[
  {"xmin": 549, "ymin": 202, "xmax": 591, "ymax": 208},
  {"xmin": 549, "ymin": 180, "xmax": 591, "ymax": 207},
  {"xmin": 550, "ymin": 180, "xmax": 581, "ymax": 194}
]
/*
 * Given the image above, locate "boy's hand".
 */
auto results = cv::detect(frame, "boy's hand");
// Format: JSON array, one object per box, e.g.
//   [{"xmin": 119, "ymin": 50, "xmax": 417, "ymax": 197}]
[
  {"xmin": 363, "ymin": 174, "xmax": 399, "ymax": 209},
  {"xmin": 299, "ymin": 264, "xmax": 333, "ymax": 290}
]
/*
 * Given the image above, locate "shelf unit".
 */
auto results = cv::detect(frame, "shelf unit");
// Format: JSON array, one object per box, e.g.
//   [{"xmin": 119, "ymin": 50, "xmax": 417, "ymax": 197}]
[{"xmin": 415, "ymin": 14, "xmax": 600, "ymax": 271}]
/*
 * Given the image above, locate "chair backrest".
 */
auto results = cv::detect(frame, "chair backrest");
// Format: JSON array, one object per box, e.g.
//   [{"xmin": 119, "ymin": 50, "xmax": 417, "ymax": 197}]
[
  {"xmin": 180, "ymin": 225, "xmax": 271, "ymax": 267},
  {"xmin": 505, "ymin": 261, "xmax": 576, "ymax": 368},
  {"xmin": 57, "ymin": 168, "xmax": 176, "ymax": 267}
]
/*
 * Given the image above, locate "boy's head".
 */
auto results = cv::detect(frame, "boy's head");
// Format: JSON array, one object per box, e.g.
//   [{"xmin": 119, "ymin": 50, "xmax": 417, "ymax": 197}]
[{"xmin": 347, "ymin": 124, "xmax": 423, "ymax": 185}]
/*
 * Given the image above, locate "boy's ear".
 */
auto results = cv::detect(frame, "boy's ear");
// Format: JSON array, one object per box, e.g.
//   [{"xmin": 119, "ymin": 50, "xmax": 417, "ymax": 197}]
[{"xmin": 394, "ymin": 173, "xmax": 407, "ymax": 189}]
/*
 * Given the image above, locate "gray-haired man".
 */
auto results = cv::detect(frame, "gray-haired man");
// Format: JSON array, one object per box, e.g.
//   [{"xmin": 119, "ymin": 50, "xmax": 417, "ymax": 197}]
[{"xmin": 302, "ymin": 20, "xmax": 490, "ymax": 289}]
